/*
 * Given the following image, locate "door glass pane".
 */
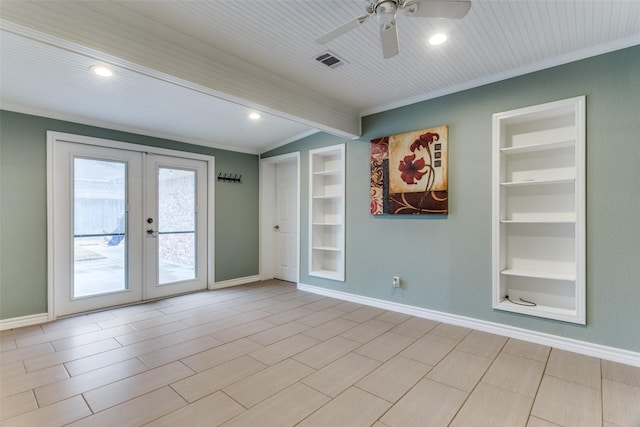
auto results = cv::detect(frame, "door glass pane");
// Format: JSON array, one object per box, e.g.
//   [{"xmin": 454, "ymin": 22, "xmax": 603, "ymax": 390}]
[
  {"xmin": 158, "ymin": 167, "xmax": 196, "ymax": 284},
  {"xmin": 73, "ymin": 158, "xmax": 127, "ymax": 297}
]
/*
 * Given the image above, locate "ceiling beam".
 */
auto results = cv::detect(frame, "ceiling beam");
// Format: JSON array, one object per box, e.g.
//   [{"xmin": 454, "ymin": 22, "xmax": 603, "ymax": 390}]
[{"xmin": 0, "ymin": 1, "xmax": 361, "ymax": 138}]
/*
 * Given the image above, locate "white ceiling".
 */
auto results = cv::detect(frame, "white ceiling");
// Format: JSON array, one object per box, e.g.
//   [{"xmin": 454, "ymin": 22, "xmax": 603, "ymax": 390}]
[{"xmin": 1, "ymin": 1, "xmax": 639, "ymax": 154}]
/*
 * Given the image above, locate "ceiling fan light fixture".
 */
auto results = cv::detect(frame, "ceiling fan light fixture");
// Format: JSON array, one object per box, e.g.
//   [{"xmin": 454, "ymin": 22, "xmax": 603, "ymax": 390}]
[
  {"xmin": 90, "ymin": 65, "xmax": 113, "ymax": 77},
  {"xmin": 428, "ymin": 33, "xmax": 448, "ymax": 45}
]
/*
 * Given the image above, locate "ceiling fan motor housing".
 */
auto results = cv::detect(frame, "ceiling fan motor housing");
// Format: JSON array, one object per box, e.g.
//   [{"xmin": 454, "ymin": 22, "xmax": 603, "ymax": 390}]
[{"xmin": 374, "ymin": 0, "xmax": 398, "ymax": 26}]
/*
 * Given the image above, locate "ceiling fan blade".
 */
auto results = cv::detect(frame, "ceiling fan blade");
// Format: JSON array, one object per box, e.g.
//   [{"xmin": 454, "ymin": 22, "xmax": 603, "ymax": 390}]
[
  {"xmin": 380, "ymin": 21, "xmax": 399, "ymax": 59},
  {"xmin": 315, "ymin": 14, "xmax": 371, "ymax": 44},
  {"xmin": 403, "ymin": 0, "xmax": 471, "ymax": 19}
]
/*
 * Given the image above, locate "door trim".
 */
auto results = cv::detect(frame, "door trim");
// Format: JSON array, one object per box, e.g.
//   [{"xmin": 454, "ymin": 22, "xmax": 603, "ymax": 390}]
[
  {"xmin": 259, "ymin": 152, "xmax": 300, "ymax": 283},
  {"xmin": 47, "ymin": 131, "xmax": 215, "ymax": 320}
]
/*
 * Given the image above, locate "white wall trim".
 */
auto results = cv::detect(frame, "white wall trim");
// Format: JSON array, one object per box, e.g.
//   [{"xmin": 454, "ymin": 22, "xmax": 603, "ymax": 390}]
[
  {"xmin": 212, "ymin": 275, "xmax": 262, "ymax": 290},
  {"xmin": 47, "ymin": 131, "xmax": 218, "ymax": 162},
  {"xmin": 298, "ymin": 283, "xmax": 640, "ymax": 368},
  {"xmin": 0, "ymin": 313, "xmax": 50, "ymax": 331},
  {"xmin": 3, "ymin": 102, "xmax": 260, "ymax": 155},
  {"xmin": 207, "ymin": 157, "xmax": 216, "ymax": 292}
]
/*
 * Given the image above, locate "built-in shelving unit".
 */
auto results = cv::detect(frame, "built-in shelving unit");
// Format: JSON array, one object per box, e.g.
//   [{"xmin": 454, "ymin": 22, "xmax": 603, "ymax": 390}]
[
  {"xmin": 492, "ymin": 96, "xmax": 586, "ymax": 324},
  {"xmin": 309, "ymin": 144, "xmax": 345, "ymax": 281}
]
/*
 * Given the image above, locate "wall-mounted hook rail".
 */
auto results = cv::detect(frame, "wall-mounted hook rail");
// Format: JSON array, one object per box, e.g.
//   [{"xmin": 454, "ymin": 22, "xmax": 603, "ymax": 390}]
[{"xmin": 217, "ymin": 172, "xmax": 242, "ymax": 183}]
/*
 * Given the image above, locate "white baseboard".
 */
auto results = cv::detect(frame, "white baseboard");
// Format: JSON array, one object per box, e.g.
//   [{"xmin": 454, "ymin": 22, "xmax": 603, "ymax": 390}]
[
  {"xmin": 212, "ymin": 275, "xmax": 262, "ymax": 290},
  {"xmin": 0, "ymin": 313, "xmax": 50, "ymax": 331},
  {"xmin": 298, "ymin": 283, "xmax": 640, "ymax": 368},
  {"xmin": 1, "ymin": 277, "xmax": 262, "ymax": 330}
]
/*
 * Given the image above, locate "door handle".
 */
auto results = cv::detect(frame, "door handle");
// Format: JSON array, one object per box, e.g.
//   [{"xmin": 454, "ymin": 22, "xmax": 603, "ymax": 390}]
[{"xmin": 274, "ymin": 225, "xmax": 280, "ymax": 231}]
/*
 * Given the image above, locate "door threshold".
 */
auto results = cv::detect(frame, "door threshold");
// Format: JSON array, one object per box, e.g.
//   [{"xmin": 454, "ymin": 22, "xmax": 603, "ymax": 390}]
[{"xmin": 56, "ymin": 288, "xmax": 209, "ymax": 319}]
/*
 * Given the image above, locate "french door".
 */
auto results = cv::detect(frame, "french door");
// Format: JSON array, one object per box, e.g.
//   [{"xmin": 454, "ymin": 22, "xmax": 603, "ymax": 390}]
[
  {"xmin": 50, "ymin": 135, "xmax": 210, "ymax": 317},
  {"xmin": 144, "ymin": 154, "xmax": 207, "ymax": 299}
]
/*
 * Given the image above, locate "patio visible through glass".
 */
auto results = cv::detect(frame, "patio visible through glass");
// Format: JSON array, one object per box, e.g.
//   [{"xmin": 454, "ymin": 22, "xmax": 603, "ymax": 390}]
[
  {"xmin": 73, "ymin": 158, "xmax": 127, "ymax": 298},
  {"xmin": 72, "ymin": 159, "xmax": 198, "ymax": 298},
  {"xmin": 158, "ymin": 167, "xmax": 197, "ymax": 285}
]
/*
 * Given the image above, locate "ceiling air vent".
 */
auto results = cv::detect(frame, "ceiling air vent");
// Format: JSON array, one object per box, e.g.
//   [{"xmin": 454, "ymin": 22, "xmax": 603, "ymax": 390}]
[{"xmin": 315, "ymin": 51, "xmax": 346, "ymax": 69}]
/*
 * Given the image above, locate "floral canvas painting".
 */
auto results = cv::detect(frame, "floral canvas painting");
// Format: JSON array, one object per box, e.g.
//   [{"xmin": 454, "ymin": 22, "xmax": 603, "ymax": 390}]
[{"xmin": 371, "ymin": 125, "xmax": 448, "ymax": 215}]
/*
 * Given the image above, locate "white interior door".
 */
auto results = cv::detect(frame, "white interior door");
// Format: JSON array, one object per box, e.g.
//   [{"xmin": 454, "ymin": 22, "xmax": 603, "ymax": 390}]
[
  {"xmin": 274, "ymin": 160, "xmax": 298, "ymax": 282},
  {"xmin": 50, "ymin": 136, "xmax": 210, "ymax": 317},
  {"xmin": 144, "ymin": 154, "xmax": 208, "ymax": 299}
]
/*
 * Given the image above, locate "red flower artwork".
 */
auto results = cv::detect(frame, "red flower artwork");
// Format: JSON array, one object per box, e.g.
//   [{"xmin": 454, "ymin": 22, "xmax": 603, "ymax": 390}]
[
  {"xmin": 410, "ymin": 132, "xmax": 439, "ymax": 152},
  {"xmin": 370, "ymin": 137, "xmax": 389, "ymax": 161},
  {"xmin": 398, "ymin": 154, "xmax": 427, "ymax": 185},
  {"xmin": 370, "ymin": 125, "xmax": 448, "ymax": 215}
]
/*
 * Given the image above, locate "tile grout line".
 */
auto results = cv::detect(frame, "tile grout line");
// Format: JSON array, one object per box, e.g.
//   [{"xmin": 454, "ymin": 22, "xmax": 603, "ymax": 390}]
[
  {"xmin": 442, "ymin": 335, "xmax": 509, "ymax": 426},
  {"xmin": 372, "ymin": 323, "xmax": 469, "ymax": 426},
  {"xmin": 528, "ymin": 344, "xmax": 553, "ymax": 426}
]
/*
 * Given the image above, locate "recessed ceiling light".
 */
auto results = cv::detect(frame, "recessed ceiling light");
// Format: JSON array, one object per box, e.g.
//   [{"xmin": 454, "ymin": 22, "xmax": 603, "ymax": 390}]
[
  {"xmin": 249, "ymin": 112, "xmax": 261, "ymax": 120},
  {"xmin": 428, "ymin": 33, "xmax": 448, "ymax": 46},
  {"xmin": 90, "ymin": 65, "xmax": 113, "ymax": 77}
]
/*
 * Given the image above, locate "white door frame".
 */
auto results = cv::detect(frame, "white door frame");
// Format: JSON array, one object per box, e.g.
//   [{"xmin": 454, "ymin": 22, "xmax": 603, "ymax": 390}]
[
  {"xmin": 47, "ymin": 131, "xmax": 215, "ymax": 320},
  {"xmin": 259, "ymin": 152, "xmax": 300, "ymax": 283}
]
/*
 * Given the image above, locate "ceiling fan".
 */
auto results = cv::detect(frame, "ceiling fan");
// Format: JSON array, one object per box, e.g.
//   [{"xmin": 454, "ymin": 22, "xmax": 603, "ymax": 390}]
[{"xmin": 316, "ymin": 0, "xmax": 471, "ymax": 59}]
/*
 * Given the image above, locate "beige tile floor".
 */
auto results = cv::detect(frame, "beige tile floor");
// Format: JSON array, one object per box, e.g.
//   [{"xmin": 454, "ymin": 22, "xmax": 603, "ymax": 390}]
[{"xmin": 1, "ymin": 280, "xmax": 639, "ymax": 427}]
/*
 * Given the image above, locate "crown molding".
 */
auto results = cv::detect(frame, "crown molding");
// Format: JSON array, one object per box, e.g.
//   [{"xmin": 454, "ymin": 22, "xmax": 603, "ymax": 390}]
[
  {"xmin": 362, "ymin": 35, "xmax": 640, "ymax": 117},
  {"xmin": 1, "ymin": 103, "xmax": 261, "ymax": 155}
]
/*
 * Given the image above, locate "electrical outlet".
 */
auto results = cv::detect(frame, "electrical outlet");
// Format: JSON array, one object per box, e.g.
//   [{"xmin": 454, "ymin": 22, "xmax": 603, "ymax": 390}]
[{"xmin": 392, "ymin": 276, "xmax": 401, "ymax": 288}]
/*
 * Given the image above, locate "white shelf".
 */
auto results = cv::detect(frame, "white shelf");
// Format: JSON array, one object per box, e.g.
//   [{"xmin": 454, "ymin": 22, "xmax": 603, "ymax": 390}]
[
  {"xmin": 500, "ymin": 269, "xmax": 576, "ymax": 282},
  {"xmin": 309, "ymin": 269, "xmax": 343, "ymax": 280},
  {"xmin": 495, "ymin": 300, "xmax": 577, "ymax": 323},
  {"xmin": 313, "ymin": 169, "xmax": 341, "ymax": 176},
  {"xmin": 312, "ymin": 246, "xmax": 342, "ymax": 252},
  {"xmin": 500, "ymin": 219, "xmax": 575, "ymax": 224},
  {"xmin": 500, "ymin": 140, "xmax": 575, "ymax": 155},
  {"xmin": 500, "ymin": 178, "xmax": 575, "ymax": 187},
  {"xmin": 492, "ymin": 96, "xmax": 585, "ymax": 324},
  {"xmin": 309, "ymin": 144, "xmax": 345, "ymax": 282},
  {"xmin": 312, "ymin": 194, "xmax": 342, "ymax": 199}
]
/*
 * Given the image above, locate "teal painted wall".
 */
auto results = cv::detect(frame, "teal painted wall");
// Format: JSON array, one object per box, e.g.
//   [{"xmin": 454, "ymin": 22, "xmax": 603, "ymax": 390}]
[
  {"xmin": 263, "ymin": 45, "xmax": 640, "ymax": 352},
  {"xmin": 0, "ymin": 111, "xmax": 259, "ymax": 319}
]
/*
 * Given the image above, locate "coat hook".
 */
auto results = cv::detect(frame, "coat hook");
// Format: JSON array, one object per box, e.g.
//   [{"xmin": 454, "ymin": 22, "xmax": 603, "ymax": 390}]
[{"xmin": 217, "ymin": 172, "xmax": 242, "ymax": 183}]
